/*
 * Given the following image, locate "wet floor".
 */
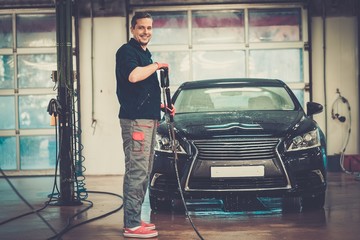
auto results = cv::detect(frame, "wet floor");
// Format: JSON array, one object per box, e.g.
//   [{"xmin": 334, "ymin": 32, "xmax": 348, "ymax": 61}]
[{"xmin": 0, "ymin": 172, "xmax": 359, "ymax": 240}]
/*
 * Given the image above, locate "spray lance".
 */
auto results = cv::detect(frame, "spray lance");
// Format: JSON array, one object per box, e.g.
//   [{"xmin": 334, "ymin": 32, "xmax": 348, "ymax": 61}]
[
  {"xmin": 160, "ymin": 67, "xmax": 176, "ymax": 141},
  {"xmin": 159, "ymin": 68, "xmax": 204, "ymax": 240}
]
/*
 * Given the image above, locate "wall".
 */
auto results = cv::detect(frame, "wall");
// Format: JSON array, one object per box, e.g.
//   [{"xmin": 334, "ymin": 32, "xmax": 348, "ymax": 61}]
[
  {"xmin": 312, "ymin": 16, "xmax": 359, "ymax": 155},
  {"xmin": 79, "ymin": 17, "xmax": 127, "ymax": 175},
  {"xmin": 79, "ymin": 15, "xmax": 359, "ymax": 175}
]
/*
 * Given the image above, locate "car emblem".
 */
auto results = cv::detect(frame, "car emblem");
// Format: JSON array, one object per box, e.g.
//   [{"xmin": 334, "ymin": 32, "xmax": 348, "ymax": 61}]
[{"xmin": 205, "ymin": 122, "xmax": 263, "ymax": 130}]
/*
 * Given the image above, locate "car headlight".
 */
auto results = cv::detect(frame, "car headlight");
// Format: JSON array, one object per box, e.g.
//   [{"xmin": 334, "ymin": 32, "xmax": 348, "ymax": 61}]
[
  {"xmin": 155, "ymin": 133, "xmax": 186, "ymax": 154},
  {"xmin": 287, "ymin": 129, "xmax": 321, "ymax": 151}
]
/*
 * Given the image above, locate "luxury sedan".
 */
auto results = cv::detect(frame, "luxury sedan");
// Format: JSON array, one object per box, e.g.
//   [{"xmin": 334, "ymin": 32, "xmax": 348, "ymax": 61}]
[{"xmin": 150, "ymin": 78, "xmax": 327, "ymax": 212}]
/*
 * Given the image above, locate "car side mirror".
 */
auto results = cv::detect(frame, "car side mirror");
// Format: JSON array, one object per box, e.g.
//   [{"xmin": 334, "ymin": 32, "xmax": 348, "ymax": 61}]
[{"xmin": 307, "ymin": 102, "xmax": 323, "ymax": 116}]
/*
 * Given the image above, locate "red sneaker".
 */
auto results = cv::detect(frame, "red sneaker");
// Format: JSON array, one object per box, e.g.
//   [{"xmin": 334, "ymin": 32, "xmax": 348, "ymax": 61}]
[
  {"xmin": 123, "ymin": 225, "xmax": 158, "ymax": 238},
  {"xmin": 141, "ymin": 220, "xmax": 156, "ymax": 230}
]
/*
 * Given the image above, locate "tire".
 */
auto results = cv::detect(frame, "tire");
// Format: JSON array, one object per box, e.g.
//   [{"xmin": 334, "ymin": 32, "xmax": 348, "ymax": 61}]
[
  {"xmin": 282, "ymin": 196, "xmax": 302, "ymax": 213},
  {"xmin": 149, "ymin": 195, "xmax": 171, "ymax": 211},
  {"xmin": 301, "ymin": 192, "xmax": 325, "ymax": 211}
]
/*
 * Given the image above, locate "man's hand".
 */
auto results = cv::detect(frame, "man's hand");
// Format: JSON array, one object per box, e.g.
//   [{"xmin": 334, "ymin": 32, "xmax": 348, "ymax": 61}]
[
  {"xmin": 155, "ymin": 62, "xmax": 169, "ymax": 70},
  {"xmin": 161, "ymin": 103, "xmax": 176, "ymax": 117}
]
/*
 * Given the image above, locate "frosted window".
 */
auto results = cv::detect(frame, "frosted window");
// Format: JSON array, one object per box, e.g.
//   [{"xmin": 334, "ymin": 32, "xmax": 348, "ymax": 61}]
[
  {"xmin": 149, "ymin": 11, "xmax": 188, "ymax": 45},
  {"xmin": 249, "ymin": 49, "xmax": 303, "ymax": 83},
  {"xmin": 152, "ymin": 51, "xmax": 189, "ymax": 86},
  {"xmin": 249, "ymin": 8, "xmax": 301, "ymax": 42},
  {"xmin": 17, "ymin": 54, "xmax": 56, "ymax": 88},
  {"xmin": 0, "ymin": 55, "xmax": 14, "ymax": 89},
  {"xmin": 0, "ymin": 96, "xmax": 15, "ymax": 130},
  {"xmin": 192, "ymin": 10, "xmax": 244, "ymax": 44},
  {"xmin": 20, "ymin": 135, "xmax": 56, "ymax": 170},
  {"xmin": 0, "ymin": 137, "xmax": 17, "ymax": 170},
  {"xmin": 0, "ymin": 14, "xmax": 12, "ymax": 48},
  {"xmin": 16, "ymin": 14, "xmax": 56, "ymax": 47},
  {"xmin": 19, "ymin": 94, "xmax": 55, "ymax": 129},
  {"xmin": 193, "ymin": 50, "xmax": 245, "ymax": 80}
]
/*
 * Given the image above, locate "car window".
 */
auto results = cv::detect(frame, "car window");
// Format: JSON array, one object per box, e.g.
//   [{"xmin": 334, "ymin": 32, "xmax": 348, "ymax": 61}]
[{"xmin": 174, "ymin": 86, "xmax": 295, "ymax": 113}]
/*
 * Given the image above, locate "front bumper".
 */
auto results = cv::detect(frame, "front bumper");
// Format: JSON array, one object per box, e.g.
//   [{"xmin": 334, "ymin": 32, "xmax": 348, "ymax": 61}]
[{"xmin": 150, "ymin": 138, "xmax": 327, "ymax": 201}]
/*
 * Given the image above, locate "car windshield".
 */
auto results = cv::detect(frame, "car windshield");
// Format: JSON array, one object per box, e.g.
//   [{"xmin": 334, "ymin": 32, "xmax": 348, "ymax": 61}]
[{"xmin": 174, "ymin": 86, "xmax": 295, "ymax": 113}]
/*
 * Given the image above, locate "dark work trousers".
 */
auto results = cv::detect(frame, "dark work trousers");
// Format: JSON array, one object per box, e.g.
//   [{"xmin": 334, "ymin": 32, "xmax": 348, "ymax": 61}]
[{"xmin": 120, "ymin": 119, "xmax": 158, "ymax": 228}]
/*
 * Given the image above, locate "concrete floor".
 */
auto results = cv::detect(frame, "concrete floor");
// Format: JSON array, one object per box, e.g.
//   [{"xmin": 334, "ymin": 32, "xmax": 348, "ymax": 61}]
[{"xmin": 0, "ymin": 172, "xmax": 359, "ymax": 240}]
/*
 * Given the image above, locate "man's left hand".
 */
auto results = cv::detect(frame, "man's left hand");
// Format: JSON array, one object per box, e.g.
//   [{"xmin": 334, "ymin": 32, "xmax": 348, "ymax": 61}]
[{"xmin": 161, "ymin": 103, "xmax": 176, "ymax": 117}]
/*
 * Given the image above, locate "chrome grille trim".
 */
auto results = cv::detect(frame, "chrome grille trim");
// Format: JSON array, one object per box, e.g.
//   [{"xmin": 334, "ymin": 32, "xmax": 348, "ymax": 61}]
[{"xmin": 194, "ymin": 138, "xmax": 279, "ymax": 160}]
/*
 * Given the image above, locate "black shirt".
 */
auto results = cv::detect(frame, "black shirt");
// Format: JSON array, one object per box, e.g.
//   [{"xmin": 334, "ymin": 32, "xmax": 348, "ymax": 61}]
[{"xmin": 115, "ymin": 38, "xmax": 161, "ymax": 120}]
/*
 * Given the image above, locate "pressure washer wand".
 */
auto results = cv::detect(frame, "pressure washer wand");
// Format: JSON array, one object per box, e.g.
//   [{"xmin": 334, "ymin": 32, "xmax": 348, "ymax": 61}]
[
  {"xmin": 160, "ymin": 68, "xmax": 177, "ymax": 160},
  {"xmin": 160, "ymin": 68, "xmax": 174, "ymax": 122}
]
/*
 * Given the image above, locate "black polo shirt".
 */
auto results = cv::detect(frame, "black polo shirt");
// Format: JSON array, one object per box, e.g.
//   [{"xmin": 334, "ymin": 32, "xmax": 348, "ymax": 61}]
[{"xmin": 115, "ymin": 38, "xmax": 161, "ymax": 120}]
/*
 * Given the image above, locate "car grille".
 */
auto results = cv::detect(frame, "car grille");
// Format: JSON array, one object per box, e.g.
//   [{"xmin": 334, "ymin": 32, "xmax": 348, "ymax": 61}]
[
  {"xmin": 187, "ymin": 138, "xmax": 290, "ymax": 191},
  {"xmin": 193, "ymin": 138, "xmax": 279, "ymax": 161}
]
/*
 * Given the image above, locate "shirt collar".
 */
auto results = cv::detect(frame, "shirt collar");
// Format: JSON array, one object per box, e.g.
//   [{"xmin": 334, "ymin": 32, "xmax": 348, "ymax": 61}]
[{"xmin": 129, "ymin": 38, "xmax": 147, "ymax": 52}]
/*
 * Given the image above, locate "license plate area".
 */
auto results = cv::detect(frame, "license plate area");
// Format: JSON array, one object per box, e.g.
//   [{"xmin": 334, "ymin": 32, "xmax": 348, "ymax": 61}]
[{"xmin": 211, "ymin": 166, "xmax": 265, "ymax": 178}]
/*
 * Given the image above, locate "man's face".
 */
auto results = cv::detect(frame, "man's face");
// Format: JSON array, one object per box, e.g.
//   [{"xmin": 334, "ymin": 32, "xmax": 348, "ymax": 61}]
[{"xmin": 131, "ymin": 17, "xmax": 153, "ymax": 48}]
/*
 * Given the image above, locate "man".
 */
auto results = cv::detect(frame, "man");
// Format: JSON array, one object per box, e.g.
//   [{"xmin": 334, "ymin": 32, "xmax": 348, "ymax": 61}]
[{"xmin": 115, "ymin": 12, "xmax": 170, "ymax": 238}]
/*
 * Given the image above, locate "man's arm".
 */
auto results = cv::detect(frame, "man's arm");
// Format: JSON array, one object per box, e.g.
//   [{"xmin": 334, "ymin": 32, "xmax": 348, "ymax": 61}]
[
  {"xmin": 128, "ymin": 63, "xmax": 158, "ymax": 83},
  {"xmin": 128, "ymin": 62, "xmax": 168, "ymax": 83}
]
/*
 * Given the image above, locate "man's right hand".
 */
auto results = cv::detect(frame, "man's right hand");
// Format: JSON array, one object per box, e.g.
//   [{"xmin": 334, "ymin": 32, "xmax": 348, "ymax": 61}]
[{"xmin": 155, "ymin": 62, "xmax": 169, "ymax": 70}]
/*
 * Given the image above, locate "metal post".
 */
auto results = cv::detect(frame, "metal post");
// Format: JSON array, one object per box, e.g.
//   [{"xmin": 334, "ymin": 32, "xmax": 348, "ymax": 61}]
[{"xmin": 55, "ymin": 0, "xmax": 81, "ymax": 205}]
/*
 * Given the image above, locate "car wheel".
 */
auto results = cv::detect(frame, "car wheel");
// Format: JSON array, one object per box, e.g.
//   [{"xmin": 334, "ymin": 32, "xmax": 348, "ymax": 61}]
[
  {"xmin": 301, "ymin": 192, "xmax": 325, "ymax": 210},
  {"xmin": 282, "ymin": 196, "xmax": 302, "ymax": 213},
  {"xmin": 149, "ymin": 195, "xmax": 172, "ymax": 211}
]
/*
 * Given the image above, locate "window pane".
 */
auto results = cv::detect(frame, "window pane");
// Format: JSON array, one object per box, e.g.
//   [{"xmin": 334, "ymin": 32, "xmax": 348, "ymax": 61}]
[
  {"xmin": 0, "ymin": 96, "xmax": 15, "ymax": 129},
  {"xmin": 192, "ymin": 10, "xmax": 244, "ymax": 44},
  {"xmin": 249, "ymin": 8, "xmax": 301, "ymax": 42},
  {"xmin": 0, "ymin": 14, "xmax": 13, "ymax": 48},
  {"xmin": 0, "ymin": 137, "xmax": 17, "ymax": 170},
  {"xmin": 16, "ymin": 14, "xmax": 56, "ymax": 47},
  {"xmin": 18, "ymin": 54, "xmax": 56, "ymax": 88},
  {"xmin": 19, "ymin": 94, "xmax": 55, "ymax": 129},
  {"xmin": 249, "ymin": 49, "xmax": 303, "ymax": 83},
  {"xmin": 193, "ymin": 50, "xmax": 245, "ymax": 80},
  {"xmin": 20, "ymin": 135, "xmax": 56, "ymax": 170},
  {"xmin": 152, "ymin": 51, "xmax": 189, "ymax": 86},
  {"xmin": 0, "ymin": 55, "xmax": 14, "ymax": 89},
  {"xmin": 149, "ymin": 11, "xmax": 188, "ymax": 45}
]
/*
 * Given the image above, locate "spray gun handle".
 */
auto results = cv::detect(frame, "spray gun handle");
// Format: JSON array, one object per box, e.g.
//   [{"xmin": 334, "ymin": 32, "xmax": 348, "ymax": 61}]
[
  {"xmin": 160, "ymin": 68, "xmax": 169, "ymax": 88},
  {"xmin": 160, "ymin": 68, "xmax": 174, "ymax": 122}
]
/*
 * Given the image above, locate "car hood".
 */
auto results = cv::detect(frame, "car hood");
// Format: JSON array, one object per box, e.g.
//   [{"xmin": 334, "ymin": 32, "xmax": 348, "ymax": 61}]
[{"xmin": 161, "ymin": 111, "xmax": 304, "ymax": 139}]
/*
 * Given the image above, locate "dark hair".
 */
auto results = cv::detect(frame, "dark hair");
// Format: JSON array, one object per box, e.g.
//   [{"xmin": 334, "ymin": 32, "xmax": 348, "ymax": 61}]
[{"xmin": 131, "ymin": 12, "xmax": 153, "ymax": 28}]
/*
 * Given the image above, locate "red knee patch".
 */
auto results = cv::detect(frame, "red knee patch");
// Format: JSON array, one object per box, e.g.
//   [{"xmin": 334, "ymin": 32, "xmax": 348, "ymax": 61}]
[{"xmin": 132, "ymin": 131, "xmax": 145, "ymax": 141}]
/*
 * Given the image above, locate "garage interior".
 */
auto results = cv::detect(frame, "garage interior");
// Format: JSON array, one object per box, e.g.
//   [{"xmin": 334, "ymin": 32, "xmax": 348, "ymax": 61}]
[{"xmin": 0, "ymin": 0, "xmax": 360, "ymax": 239}]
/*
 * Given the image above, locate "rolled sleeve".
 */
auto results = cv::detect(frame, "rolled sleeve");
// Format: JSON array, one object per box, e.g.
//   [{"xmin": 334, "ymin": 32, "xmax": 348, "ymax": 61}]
[{"xmin": 116, "ymin": 45, "xmax": 138, "ymax": 82}]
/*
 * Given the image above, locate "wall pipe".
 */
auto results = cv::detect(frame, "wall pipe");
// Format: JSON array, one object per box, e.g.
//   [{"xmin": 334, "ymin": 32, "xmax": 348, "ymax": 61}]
[
  {"xmin": 73, "ymin": 0, "xmax": 83, "ymax": 173},
  {"xmin": 357, "ymin": 0, "xmax": 360, "ymax": 154},
  {"xmin": 322, "ymin": 0, "xmax": 328, "ymax": 146},
  {"xmin": 306, "ymin": 0, "xmax": 313, "ymax": 102},
  {"xmin": 90, "ymin": 0, "xmax": 97, "ymax": 133},
  {"xmin": 126, "ymin": 0, "xmax": 130, "ymax": 40}
]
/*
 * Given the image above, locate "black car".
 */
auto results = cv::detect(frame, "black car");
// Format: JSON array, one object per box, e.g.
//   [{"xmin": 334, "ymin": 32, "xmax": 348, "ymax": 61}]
[{"xmin": 150, "ymin": 78, "xmax": 327, "ymax": 212}]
